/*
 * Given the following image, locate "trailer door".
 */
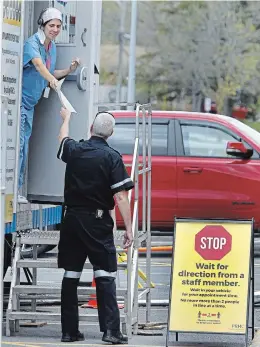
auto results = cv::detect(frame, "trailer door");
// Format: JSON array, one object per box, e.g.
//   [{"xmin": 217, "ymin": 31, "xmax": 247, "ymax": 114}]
[{"xmin": 27, "ymin": 0, "xmax": 102, "ymax": 203}]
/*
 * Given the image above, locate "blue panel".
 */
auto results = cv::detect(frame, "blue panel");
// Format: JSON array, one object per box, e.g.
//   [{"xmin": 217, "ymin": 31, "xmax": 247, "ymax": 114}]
[{"xmin": 5, "ymin": 206, "xmax": 62, "ymax": 234}]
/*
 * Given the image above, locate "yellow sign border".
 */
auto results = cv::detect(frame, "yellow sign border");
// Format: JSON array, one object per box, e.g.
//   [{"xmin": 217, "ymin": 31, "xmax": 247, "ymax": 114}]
[{"xmin": 167, "ymin": 218, "xmax": 253, "ymax": 345}]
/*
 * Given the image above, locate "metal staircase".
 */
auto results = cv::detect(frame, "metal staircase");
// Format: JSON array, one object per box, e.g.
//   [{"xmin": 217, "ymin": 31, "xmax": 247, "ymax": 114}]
[
  {"xmin": 6, "ymin": 102, "xmax": 153, "ymax": 338},
  {"xmin": 5, "ymin": 229, "xmax": 130, "ymax": 336}
]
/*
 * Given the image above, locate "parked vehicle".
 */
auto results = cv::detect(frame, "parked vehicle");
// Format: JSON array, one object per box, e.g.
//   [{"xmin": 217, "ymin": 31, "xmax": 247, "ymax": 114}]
[{"xmin": 108, "ymin": 111, "xmax": 260, "ymax": 231}]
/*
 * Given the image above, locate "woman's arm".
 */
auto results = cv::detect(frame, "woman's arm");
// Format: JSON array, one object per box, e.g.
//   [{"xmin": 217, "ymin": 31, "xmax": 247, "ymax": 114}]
[
  {"xmin": 53, "ymin": 68, "xmax": 70, "ymax": 80},
  {"xmin": 32, "ymin": 57, "xmax": 58, "ymax": 89},
  {"xmin": 54, "ymin": 58, "xmax": 80, "ymax": 80}
]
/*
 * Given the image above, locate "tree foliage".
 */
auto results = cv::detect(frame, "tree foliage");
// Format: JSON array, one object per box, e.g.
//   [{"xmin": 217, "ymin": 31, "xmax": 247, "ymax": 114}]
[{"xmin": 137, "ymin": 0, "xmax": 260, "ymax": 112}]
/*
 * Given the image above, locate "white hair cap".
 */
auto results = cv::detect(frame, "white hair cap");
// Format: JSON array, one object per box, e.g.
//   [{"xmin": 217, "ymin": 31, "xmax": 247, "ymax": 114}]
[
  {"xmin": 92, "ymin": 112, "xmax": 115, "ymax": 138},
  {"xmin": 42, "ymin": 8, "xmax": 62, "ymax": 24}
]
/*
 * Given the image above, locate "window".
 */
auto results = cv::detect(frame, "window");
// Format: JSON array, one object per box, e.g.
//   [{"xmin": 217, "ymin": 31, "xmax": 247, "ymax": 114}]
[
  {"xmin": 52, "ymin": 1, "xmax": 76, "ymax": 45},
  {"xmin": 181, "ymin": 125, "xmax": 238, "ymax": 157},
  {"xmin": 108, "ymin": 123, "xmax": 168, "ymax": 156}
]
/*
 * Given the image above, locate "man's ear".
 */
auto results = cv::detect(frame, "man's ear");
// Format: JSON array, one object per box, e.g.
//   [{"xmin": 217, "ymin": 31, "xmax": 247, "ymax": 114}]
[
  {"xmin": 90, "ymin": 124, "xmax": 93, "ymax": 133},
  {"xmin": 110, "ymin": 129, "xmax": 114, "ymax": 136}
]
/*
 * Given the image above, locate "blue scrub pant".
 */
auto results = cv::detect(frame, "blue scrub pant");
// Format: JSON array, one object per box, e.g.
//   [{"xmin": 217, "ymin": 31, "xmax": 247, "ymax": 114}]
[{"xmin": 18, "ymin": 105, "xmax": 34, "ymax": 189}]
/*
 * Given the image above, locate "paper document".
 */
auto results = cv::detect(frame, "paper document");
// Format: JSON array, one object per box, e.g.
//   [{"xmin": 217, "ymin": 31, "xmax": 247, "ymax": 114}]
[
  {"xmin": 56, "ymin": 78, "xmax": 77, "ymax": 114},
  {"xmin": 57, "ymin": 78, "xmax": 65, "ymax": 91}
]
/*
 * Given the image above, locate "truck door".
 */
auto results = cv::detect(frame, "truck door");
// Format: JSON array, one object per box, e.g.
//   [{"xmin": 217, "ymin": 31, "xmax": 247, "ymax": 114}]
[
  {"xmin": 26, "ymin": 0, "xmax": 102, "ymax": 203},
  {"xmin": 175, "ymin": 119, "xmax": 235, "ymax": 219}
]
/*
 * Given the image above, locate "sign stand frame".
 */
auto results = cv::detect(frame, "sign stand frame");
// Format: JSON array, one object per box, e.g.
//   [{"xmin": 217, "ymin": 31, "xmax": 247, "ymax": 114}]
[{"xmin": 166, "ymin": 218, "xmax": 254, "ymax": 347}]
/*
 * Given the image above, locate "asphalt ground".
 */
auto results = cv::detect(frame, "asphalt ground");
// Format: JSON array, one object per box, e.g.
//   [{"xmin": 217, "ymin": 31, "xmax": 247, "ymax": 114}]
[{"xmin": 2, "ymin": 237, "xmax": 260, "ymax": 347}]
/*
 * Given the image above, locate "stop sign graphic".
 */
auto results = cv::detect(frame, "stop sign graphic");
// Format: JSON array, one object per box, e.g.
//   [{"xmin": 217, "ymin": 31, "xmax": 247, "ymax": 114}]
[{"xmin": 195, "ymin": 225, "xmax": 232, "ymax": 260}]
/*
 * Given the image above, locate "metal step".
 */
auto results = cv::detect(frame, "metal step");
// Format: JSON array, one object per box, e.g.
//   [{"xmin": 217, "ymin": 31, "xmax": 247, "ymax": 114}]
[
  {"xmin": 7, "ymin": 311, "xmax": 126, "ymax": 323},
  {"xmin": 17, "ymin": 258, "xmax": 127, "ymax": 269},
  {"xmin": 13, "ymin": 285, "xmax": 127, "ymax": 296}
]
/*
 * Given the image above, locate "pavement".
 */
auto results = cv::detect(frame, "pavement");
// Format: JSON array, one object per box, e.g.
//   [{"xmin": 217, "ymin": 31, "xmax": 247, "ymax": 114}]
[{"xmin": 2, "ymin": 236, "xmax": 260, "ymax": 347}]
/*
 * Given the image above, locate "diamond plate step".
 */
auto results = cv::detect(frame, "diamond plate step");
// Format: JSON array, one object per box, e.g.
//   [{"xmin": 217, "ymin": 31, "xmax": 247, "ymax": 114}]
[
  {"xmin": 7, "ymin": 311, "xmax": 126, "ymax": 322},
  {"xmin": 13, "ymin": 285, "xmax": 127, "ymax": 296},
  {"xmin": 17, "ymin": 258, "xmax": 127, "ymax": 269}
]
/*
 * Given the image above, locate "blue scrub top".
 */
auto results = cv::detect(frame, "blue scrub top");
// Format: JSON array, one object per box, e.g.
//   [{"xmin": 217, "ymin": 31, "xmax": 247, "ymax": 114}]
[{"xmin": 22, "ymin": 33, "xmax": 57, "ymax": 110}]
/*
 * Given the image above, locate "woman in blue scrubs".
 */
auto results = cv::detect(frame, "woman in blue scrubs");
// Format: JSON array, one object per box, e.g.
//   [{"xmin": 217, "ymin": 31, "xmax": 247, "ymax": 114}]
[{"xmin": 19, "ymin": 7, "xmax": 79, "ymax": 203}]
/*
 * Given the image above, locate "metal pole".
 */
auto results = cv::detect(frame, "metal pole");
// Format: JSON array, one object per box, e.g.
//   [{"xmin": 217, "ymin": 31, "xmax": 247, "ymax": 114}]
[
  {"xmin": 127, "ymin": 0, "xmax": 137, "ymax": 110},
  {"xmin": 116, "ymin": 1, "xmax": 127, "ymax": 105},
  {"xmin": 146, "ymin": 106, "xmax": 152, "ymax": 323},
  {"xmin": 13, "ymin": 0, "xmax": 25, "ymax": 212}
]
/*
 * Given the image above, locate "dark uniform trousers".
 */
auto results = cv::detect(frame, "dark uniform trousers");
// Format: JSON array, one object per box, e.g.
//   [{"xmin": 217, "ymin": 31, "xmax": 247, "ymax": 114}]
[{"xmin": 58, "ymin": 208, "xmax": 120, "ymax": 335}]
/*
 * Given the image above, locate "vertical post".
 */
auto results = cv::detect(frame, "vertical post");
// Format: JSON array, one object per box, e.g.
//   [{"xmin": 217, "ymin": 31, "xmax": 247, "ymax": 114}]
[
  {"xmin": 146, "ymin": 105, "xmax": 152, "ymax": 323},
  {"xmin": 116, "ymin": 1, "xmax": 127, "ymax": 105},
  {"xmin": 31, "ymin": 204, "xmax": 42, "ymax": 317},
  {"xmin": 86, "ymin": 0, "xmax": 102, "ymax": 137},
  {"xmin": 142, "ymin": 107, "xmax": 146, "ymax": 239},
  {"xmin": 127, "ymin": 0, "xmax": 137, "ymax": 110},
  {"xmin": 133, "ymin": 105, "xmax": 140, "ymax": 334},
  {"xmin": 0, "ymin": 94, "xmax": 8, "ymax": 343},
  {"xmin": 251, "ymin": 220, "xmax": 254, "ymax": 341},
  {"xmin": 141, "ymin": 106, "xmax": 147, "ymax": 323},
  {"xmin": 13, "ymin": 0, "xmax": 24, "ymax": 212}
]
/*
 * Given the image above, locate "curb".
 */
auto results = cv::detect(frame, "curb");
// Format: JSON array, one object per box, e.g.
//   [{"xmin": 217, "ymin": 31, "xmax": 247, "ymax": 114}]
[{"xmin": 250, "ymin": 329, "xmax": 260, "ymax": 346}]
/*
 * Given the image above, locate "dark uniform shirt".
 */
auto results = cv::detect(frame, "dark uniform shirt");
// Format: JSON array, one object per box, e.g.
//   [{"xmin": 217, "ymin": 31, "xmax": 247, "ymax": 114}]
[{"xmin": 57, "ymin": 136, "xmax": 134, "ymax": 210}]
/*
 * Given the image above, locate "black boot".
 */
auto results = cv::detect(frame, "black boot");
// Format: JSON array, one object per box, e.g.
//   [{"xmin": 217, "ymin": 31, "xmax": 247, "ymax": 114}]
[
  {"xmin": 102, "ymin": 330, "xmax": 128, "ymax": 344},
  {"xmin": 61, "ymin": 331, "xmax": 85, "ymax": 342}
]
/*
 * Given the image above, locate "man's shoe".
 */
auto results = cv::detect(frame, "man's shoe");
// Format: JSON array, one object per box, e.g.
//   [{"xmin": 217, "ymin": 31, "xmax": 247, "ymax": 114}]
[
  {"xmin": 102, "ymin": 330, "xmax": 128, "ymax": 344},
  {"xmin": 61, "ymin": 331, "xmax": 85, "ymax": 342},
  {"xmin": 17, "ymin": 195, "xmax": 28, "ymax": 204}
]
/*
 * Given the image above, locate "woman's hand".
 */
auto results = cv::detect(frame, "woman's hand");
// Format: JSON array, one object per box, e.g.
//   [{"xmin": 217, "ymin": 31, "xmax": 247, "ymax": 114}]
[
  {"xmin": 69, "ymin": 58, "xmax": 80, "ymax": 73},
  {"xmin": 50, "ymin": 78, "xmax": 59, "ymax": 90}
]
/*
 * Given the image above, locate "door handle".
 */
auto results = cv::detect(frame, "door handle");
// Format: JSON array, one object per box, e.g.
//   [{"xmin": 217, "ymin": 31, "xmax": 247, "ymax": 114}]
[
  {"xmin": 81, "ymin": 28, "xmax": 87, "ymax": 47},
  {"xmin": 63, "ymin": 67, "xmax": 88, "ymax": 91},
  {"xmin": 183, "ymin": 167, "xmax": 203, "ymax": 173}
]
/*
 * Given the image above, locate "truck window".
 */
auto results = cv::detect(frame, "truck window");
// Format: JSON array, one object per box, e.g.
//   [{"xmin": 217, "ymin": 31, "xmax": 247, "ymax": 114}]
[
  {"xmin": 108, "ymin": 123, "xmax": 168, "ymax": 155},
  {"xmin": 181, "ymin": 124, "xmax": 237, "ymax": 157}
]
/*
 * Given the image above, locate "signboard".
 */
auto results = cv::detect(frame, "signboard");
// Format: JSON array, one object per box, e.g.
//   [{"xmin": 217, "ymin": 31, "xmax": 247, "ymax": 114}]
[
  {"xmin": 167, "ymin": 219, "xmax": 253, "ymax": 342},
  {"xmin": 2, "ymin": 1, "xmax": 23, "ymax": 221}
]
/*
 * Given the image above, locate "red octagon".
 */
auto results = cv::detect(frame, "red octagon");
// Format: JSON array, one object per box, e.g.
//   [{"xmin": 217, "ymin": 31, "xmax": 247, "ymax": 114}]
[{"xmin": 195, "ymin": 225, "xmax": 232, "ymax": 260}]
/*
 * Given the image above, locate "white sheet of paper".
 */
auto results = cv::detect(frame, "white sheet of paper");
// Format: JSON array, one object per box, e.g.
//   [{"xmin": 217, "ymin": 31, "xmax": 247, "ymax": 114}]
[
  {"xmin": 56, "ymin": 78, "xmax": 65, "ymax": 91},
  {"xmin": 57, "ymin": 89, "xmax": 77, "ymax": 113},
  {"xmin": 56, "ymin": 78, "xmax": 77, "ymax": 113}
]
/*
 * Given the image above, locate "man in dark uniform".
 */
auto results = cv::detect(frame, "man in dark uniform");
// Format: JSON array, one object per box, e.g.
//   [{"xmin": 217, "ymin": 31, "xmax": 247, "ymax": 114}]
[{"xmin": 57, "ymin": 107, "xmax": 134, "ymax": 344}]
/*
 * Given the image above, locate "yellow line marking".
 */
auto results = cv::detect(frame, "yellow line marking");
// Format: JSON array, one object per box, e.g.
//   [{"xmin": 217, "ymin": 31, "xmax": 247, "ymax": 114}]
[
  {"xmin": 139, "ymin": 262, "xmax": 171, "ymax": 266},
  {"xmin": 3, "ymin": 342, "xmax": 41, "ymax": 347}
]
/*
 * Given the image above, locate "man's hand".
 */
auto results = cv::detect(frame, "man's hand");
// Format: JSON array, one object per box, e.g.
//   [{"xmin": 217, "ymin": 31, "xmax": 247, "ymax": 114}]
[
  {"xmin": 60, "ymin": 107, "xmax": 71, "ymax": 121},
  {"xmin": 69, "ymin": 58, "xmax": 80, "ymax": 73},
  {"xmin": 123, "ymin": 229, "xmax": 133, "ymax": 249}
]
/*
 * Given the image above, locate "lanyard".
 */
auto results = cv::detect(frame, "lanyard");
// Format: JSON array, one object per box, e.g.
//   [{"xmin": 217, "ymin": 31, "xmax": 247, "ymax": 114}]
[{"xmin": 45, "ymin": 42, "xmax": 51, "ymax": 70}]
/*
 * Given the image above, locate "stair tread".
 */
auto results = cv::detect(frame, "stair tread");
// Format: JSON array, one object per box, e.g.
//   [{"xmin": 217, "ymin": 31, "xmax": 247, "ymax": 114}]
[
  {"xmin": 17, "ymin": 258, "xmax": 127, "ymax": 269},
  {"xmin": 7, "ymin": 311, "xmax": 126, "ymax": 322},
  {"xmin": 13, "ymin": 285, "xmax": 127, "ymax": 294}
]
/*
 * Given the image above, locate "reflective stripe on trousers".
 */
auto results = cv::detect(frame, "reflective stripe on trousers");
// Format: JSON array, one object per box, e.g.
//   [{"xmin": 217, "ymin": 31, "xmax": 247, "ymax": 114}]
[
  {"xmin": 94, "ymin": 270, "xmax": 117, "ymax": 278},
  {"xmin": 64, "ymin": 271, "xmax": 82, "ymax": 279}
]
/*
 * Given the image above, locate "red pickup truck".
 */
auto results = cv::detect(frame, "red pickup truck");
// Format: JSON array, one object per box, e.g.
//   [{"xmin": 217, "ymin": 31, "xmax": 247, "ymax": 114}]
[{"xmin": 108, "ymin": 111, "xmax": 260, "ymax": 231}]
